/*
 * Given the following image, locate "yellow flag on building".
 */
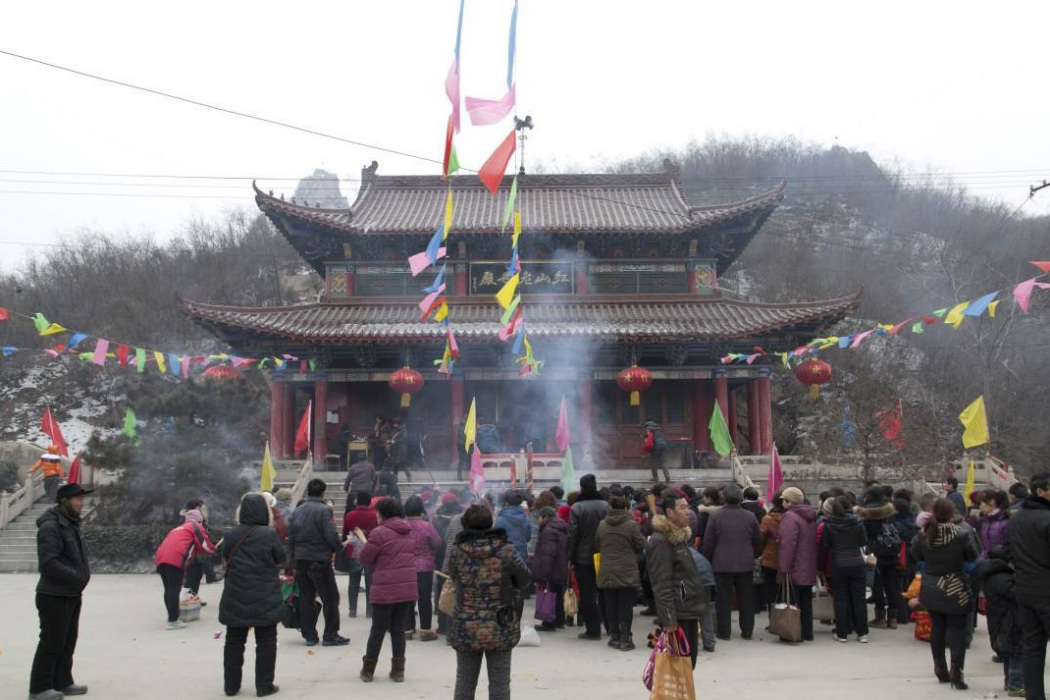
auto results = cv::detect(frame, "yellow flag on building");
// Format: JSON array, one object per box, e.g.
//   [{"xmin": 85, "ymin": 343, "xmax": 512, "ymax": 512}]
[
  {"xmin": 464, "ymin": 398, "xmax": 477, "ymax": 452},
  {"xmin": 260, "ymin": 441, "xmax": 276, "ymax": 492},
  {"xmin": 959, "ymin": 396, "xmax": 990, "ymax": 449}
]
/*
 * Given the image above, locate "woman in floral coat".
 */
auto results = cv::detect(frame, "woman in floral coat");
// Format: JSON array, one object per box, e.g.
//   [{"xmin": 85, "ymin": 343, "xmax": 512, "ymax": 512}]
[{"xmin": 446, "ymin": 505, "xmax": 531, "ymax": 700}]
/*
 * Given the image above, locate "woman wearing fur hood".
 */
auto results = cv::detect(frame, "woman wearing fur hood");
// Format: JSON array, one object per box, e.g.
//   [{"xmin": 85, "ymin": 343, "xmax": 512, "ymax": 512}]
[
  {"xmin": 645, "ymin": 492, "xmax": 710, "ymax": 669},
  {"xmin": 857, "ymin": 486, "xmax": 903, "ymax": 629}
]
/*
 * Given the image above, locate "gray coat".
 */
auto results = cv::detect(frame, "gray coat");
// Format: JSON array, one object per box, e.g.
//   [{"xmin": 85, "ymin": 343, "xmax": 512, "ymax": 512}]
[
  {"xmin": 595, "ymin": 510, "xmax": 645, "ymax": 590},
  {"xmin": 702, "ymin": 503, "xmax": 761, "ymax": 573},
  {"xmin": 645, "ymin": 515, "xmax": 709, "ymax": 627},
  {"xmin": 288, "ymin": 498, "xmax": 342, "ymax": 562}
]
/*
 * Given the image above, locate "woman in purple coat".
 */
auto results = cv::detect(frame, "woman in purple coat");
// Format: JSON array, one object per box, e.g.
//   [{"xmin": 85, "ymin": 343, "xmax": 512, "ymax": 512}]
[
  {"xmin": 977, "ymin": 490, "xmax": 1010, "ymax": 560},
  {"xmin": 404, "ymin": 496, "xmax": 443, "ymax": 641},
  {"xmin": 358, "ymin": 498, "xmax": 418, "ymax": 683},
  {"xmin": 777, "ymin": 487, "xmax": 819, "ymax": 641},
  {"xmin": 531, "ymin": 506, "xmax": 569, "ymax": 631}
]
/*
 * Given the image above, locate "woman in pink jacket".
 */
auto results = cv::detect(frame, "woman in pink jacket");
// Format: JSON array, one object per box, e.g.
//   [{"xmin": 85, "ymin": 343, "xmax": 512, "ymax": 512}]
[
  {"xmin": 776, "ymin": 487, "xmax": 819, "ymax": 642},
  {"xmin": 154, "ymin": 509, "xmax": 215, "ymax": 629},
  {"xmin": 404, "ymin": 496, "xmax": 442, "ymax": 642},
  {"xmin": 358, "ymin": 498, "xmax": 418, "ymax": 683}
]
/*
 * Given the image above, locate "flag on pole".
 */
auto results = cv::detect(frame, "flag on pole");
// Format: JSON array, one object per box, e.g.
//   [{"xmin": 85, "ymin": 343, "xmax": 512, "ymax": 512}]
[
  {"xmin": 561, "ymin": 446, "xmax": 577, "ymax": 496},
  {"xmin": 876, "ymin": 399, "xmax": 906, "ymax": 449},
  {"xmin": 41, "ymin": 406, "xmax": 69, "ymax": 457},
  {"xmin": 123, "ymin": 407, "xmax": 138, "ymax": 441},
  {"xmin": 963, "ymin": 461, "xmax": 977, "ymax": 500},
  {"xmin": 67, "ymin": 452, "xmax": 82, "ymax": 485},
  {"xmin": 464, "ymin": 398, "xmax": 477, "ymax": 452},
  {"xmin": 709, "ymin": 404, "xmax": 734, "ymax": 457},
  {"xmin": 768, "ymin": 444, "xmax": 783, "ymax": 498},
  {"xmin": 469, "ymin": 445, "xmax": 485, "ymax": 496},
  {"xmin": 261, "ymin": 441, "xmax": 277, "ymax": 492},
  {"xmin": 959, "ymin": 396, "xmax": 990, "ymax": 449},
  {"xmin": 294, "ymin": 400, "xmax": 312, "ymax": 457},
  {"xmin": 555, "ymin": 396, "xmax": 571, "ymax": 453}
]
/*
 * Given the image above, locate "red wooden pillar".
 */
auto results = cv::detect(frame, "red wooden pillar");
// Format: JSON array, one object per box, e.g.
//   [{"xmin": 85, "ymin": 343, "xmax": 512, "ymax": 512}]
[
  {"xmin": 451, "ymin": 376, "xmax": 465, "ymax": 462},
  {"xmin": 728, "ymin": 387, "xmax": 739, "ymax": 451},
  {"xmin": 713, "ymin": 371, "xmax": 729, "ymax": 423},
  {"xmin": 757, "ymin": 372, "xmax": 773, "ymax": 454},
  {"xmin": 454, "ymin": 263, "xmax": 468, "ymax": 296},
  {"xmin": 747, "ymin": 380, "xmax": 761, "ymax": 455},
  {"xmin": 270, "ymin": 382, "xmax": 286, "ymax": 458},
  {"xmin": 574, "ymin": 266, "xmax": 588, "ymax": 295},
  {"xmin": 692, "ymin": 380, "xmax": 712, "ymax": 452},
  {"xmin": 312, "ymin": 380, "xmax": 328, "ymax": 460},
  {"xmin": 281, "ymin": 383, "xmax": 296, "ymax": 459},
  {"xmin": 578, "ymin": 378, "xmax": 592, "ymax": 453}
]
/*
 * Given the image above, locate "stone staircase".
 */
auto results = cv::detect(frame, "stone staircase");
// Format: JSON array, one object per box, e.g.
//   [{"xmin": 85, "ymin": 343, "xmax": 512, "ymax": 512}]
[{"xmin": 0, "ymin": 497, "xmax": 51, "ymax": 572}]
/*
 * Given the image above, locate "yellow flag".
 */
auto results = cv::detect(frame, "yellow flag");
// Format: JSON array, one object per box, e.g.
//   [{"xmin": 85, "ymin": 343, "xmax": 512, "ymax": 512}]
[
  {"xmin": 261, "ymin": 441, "xmax": 276, "ymax": 492},
  {"xmin": 988, "ymin": 300, "xmax": 1000, "ymax": 318},
  {"xmin": 443, "ymin": 187, "xmax": 453, "ymax": 240},
  {"xmin": 154, "ymin": 351, "xmax": 167, "ymax": 374},
  {"xmin": 39, "ymin": 323, "xmax": 68, "ymax": 336},
  {"xmin": 945, "ymin": 302, "xmax": 969, "ymax": 329},
  {"xmin": 512, "ymin": 211, "xmax": 522, "ymax": 248},
  {"xmin": 496, "ymin": 274, "xmax": 520, "ymax": 309},
  {"xmin": 464, "ymin": 398, "xmax": 477, "ymax": 452},
  {"xmin": 434, "ymin": 302, "xmax": 448, "ymax": 323},
  {"xmin": 959, "ymin": 395, "xmax": 989, "ymax": 449},
  {"xmin": 963, "ymin": 461, "xmax": 977, "ymax": 500}
]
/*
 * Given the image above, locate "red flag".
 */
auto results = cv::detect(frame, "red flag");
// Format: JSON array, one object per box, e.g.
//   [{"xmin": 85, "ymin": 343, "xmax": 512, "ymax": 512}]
[
  {"xmin": 293, "ymin": 400, "xmax": 312, "ymax": 456},
  {"xmin": 876, "ymin": 400, "xmax": 906, "ymax": 450},
  {"xmin": 443, "ymin": 114, "xmax": 455, "ymax": 178},
  {"xmin": 1030, "ymin": 261, "xmax": 1050, "ymax": 273},
  {"xmin": 478, "ymin": 130, "xmax": 516, "ymax": 194},
  {"xmin": 41, "ymin": 406, "xmax": 69, "ymax": 457},
  {"xmin": 116, "ymin": 344, "xmax": 130, "ymax": 368},
  {"xmin": 555, "ymin": 396, "xmax": 571, "ymax": 453},
  {"xmin": 0, "ymin": 306, "xmax": 9, "ymax": 322},
  {"xmin": 768, "ymin": 444, "xmax": 783, "ymax": 498},
  {"xmin": 67, "ymin": 452, "xmax": 82, "ymax": 484}
]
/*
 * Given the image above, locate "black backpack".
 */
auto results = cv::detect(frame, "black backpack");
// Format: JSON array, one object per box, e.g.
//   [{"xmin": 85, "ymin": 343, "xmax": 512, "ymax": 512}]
[{"xmin": 870, "ymin": 521, "xmax": 902, "ymax": 557}]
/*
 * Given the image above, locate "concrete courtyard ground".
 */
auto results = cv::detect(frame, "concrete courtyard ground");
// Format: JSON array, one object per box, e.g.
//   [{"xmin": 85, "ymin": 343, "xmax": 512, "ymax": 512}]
[{"xmin": 0, "ymin": 574, "xmax": 1031, "ymax": 699}]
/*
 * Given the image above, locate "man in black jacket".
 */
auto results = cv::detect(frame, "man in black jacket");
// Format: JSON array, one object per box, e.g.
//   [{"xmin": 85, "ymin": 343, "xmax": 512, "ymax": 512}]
[
  {"xmin": 29, "ymin": 483, "xmax": 92, "ymax": 700},
  {"xmin": 289, "ymin": 479, "xmax": 349, "ymax": 647},
  {"xmin": 1008, "ymin": 472, "xmax": 1050, "ymax": 700},
  {"xmin": 567, "ymin": 474, "xmax": 610, "ymax": 640}
]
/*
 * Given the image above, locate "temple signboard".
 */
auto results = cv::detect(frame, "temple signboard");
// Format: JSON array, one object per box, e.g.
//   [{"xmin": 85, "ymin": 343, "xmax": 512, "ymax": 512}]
[{"xmin": 469, "ymin": 261, "xmax": 573, "ymax": 295}]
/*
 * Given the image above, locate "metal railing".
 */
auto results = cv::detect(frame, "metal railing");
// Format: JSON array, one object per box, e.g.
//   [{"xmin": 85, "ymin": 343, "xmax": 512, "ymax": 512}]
[{"xmin": 0, "ymin": 473, "xmax": 44, "ymax": 530}]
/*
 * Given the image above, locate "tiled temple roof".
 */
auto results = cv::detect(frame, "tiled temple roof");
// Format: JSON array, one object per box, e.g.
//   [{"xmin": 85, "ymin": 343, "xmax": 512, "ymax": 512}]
[{"xmin": 180, "ymin": 292, "xmax": 860, "ymax": 345}]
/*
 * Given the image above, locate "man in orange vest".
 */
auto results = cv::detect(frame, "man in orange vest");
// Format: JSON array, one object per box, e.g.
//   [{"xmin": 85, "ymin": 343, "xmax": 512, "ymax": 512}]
[{"xmin": 29, "ymin": 446, "xmax": 64, "ymax": 501}]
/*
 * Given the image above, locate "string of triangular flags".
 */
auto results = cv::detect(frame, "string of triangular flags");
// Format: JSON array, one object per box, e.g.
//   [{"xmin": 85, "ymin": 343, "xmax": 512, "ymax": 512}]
[
  {"xmin": 0, "ymin": 304, "xmax": 315, "ymax": 377},
  {"xmin": 720, "ymin": 261, "xmax": 1050, "ymax": 367},
  {"xmin": 472, "ymin": 0, "xmax": 541, "ymax": 376},
  {"xmin": 408, "ymin": 0, "xmax": 465, "ymax": 376}
]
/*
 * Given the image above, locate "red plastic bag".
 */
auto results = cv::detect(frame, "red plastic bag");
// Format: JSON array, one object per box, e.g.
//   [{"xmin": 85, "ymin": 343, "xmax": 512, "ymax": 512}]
[{"xmin": 642, "ymin": 430, "xmax": 655, "ymax": 453}]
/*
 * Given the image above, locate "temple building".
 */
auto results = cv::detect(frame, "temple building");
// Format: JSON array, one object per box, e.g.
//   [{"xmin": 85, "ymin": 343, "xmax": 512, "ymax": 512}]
[{"xmin": 181, "ymin": 161, "xmax": 859, "ymax": 471}]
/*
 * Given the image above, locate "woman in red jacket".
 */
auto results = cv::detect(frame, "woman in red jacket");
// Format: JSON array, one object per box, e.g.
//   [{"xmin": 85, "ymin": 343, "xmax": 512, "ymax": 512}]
[
  {"xmin": 358, "ymin": 498, "xmax": 417, "ymax": 683},
  {"xmin": 154, "ymin": 509, "xmax": 215, "ymax": 629}
]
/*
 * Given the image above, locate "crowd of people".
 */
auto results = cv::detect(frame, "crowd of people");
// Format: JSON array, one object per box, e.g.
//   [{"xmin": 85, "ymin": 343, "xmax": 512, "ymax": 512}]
[{"xmin": 25, "ymin": 465, "xmax": 1050, "ymax": 700}]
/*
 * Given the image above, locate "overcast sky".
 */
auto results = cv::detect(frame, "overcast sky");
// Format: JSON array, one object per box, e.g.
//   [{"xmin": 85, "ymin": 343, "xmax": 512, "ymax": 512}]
[{"xmin": 1, "ymin": 0, "xmax": 1048, "ymax": 271}]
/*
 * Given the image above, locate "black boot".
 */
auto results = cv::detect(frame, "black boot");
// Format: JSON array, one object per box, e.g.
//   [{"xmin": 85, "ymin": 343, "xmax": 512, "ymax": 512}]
[
  {"xmin": 619, "ymin": 632, "xmax": 636, "ymax": 651},
  {"xmin": 933, "ymin": 658, "xmax": 949, "ymax": 683},
  {"xmin": 255, "ymin": 629, "xmax": 278, "ymax": 696},
  {"xmin": 949, "ymin": 665, "xmax": 967, "ymax": 690},
  {"xmin": 607, "ymin": 632, "xmax": 620, "ymax": 648}
]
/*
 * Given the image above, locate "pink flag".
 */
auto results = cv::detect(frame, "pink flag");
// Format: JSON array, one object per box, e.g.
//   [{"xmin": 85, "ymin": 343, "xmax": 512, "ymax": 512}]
[
  {"xmin": 768, "ymin": 444, "xmax": 783, "ymax": 498},
  {"xmin": 849, "ymin": 330, "xmax": 874, "ymax": 349},
  {"xmin": 497, "ymin": 311, "xmax": 523, "ymax": 341},
  {"xmin": 445, "ymin": 59, "xmax": 461, "ymax": 133},
  {"xmin": 448, "ymin": 327, "xmax": 460, "ymax": 358},
  {"xmin": 1013, "ymin": 277, "xmax": 1050, "ymax": 313},
  {"xmin": 466, "ymin": 84, "xmax": 516, "ymax": 126},
  {"xmin": 67, "ymin": 452, "xmax": 82, "ymax": 484},
  {"xmin": 409, "ymin": 247, "xmax": 446, "ymax": 276},
  {"xmin": 418, "ymin": 285, "xmax": 446, "ymax": 315},
  {"xmin": 470, "ymin": 445, "xmax": 486, "ymax": 496},
  {"xmin": 92, "ymin": 339, "xmax": 110, "ymax": 366},
  {"xmin": 478, "ymin": 130, "xmax": 516, "ymax": 194},
  {"xmin": 181, "ymin": 356, "xmax": 190, "ymax": 378},
  {"xmin": 555, "ymin": 396, "xmax": 571, "ymax": 453}
]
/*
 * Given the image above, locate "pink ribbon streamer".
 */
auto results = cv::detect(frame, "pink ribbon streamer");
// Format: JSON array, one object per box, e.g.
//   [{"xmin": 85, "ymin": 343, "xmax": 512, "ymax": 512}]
[
  {"xmin": 466, "ymin": 84, "xmax": 516, "ymax": 126},
  {"xmin": 409, "ymin": 247, "xmax": 446, "ymax": 276}
]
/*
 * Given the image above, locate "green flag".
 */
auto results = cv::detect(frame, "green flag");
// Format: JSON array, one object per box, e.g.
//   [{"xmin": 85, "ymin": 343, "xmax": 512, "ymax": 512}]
[
  {"xmin": 709, "ymin": 404, "xmax": 734, "ymax": 457},
  {"xmin": 123, "ymin": 407, "xmax": 138, "ymax": 441},
  {"xmin": 561, "ymin": 446, "xmax": 577, "ymax": 495},
  {"xmin": 447, "ymin": 145, "xmax": 460, "ymax": 177}
]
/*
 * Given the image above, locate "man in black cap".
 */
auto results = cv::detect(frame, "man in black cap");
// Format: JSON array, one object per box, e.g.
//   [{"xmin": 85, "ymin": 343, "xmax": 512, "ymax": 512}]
[{"xmin": 28, "ymin": 483, "xmax": 92, "ymax": 700}]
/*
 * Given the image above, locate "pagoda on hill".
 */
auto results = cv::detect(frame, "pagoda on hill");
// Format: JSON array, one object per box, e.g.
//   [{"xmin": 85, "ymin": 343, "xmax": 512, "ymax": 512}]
[{"xmin": 181, "ymin": 161, "xmax": 859, "ymax": 470}]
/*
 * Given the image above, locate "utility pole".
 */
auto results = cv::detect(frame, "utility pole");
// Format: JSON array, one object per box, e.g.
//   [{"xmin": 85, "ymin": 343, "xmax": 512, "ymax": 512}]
[{"xmin": 1030, "ymin": 179, "xmax": 1050, "ymax": 197}]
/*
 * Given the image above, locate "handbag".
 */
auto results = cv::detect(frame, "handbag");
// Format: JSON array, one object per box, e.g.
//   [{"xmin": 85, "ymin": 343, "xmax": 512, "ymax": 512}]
[
  {"xmin": 770, "ymin": 578, "xmax": 802, "ymax": 642},
  {"xmin": 435, "ymin": 570, "xmax": 457, "ymax": 616},
  {"xmin": 649, "ymin": 631, "xmax": 695, "ymax": 700},
  {"xmin": 811, "ymin": 577, "xmax": 835, "ymax": 621},
  {"xmin": 281, "ymin": 594, "xmax": 300, "ymax": 629},
  {"xmin": 534, "ymin": 585, "xmax": 557, "ymax": 623},
  {"xmin": 334, "ymin": 543, "xmax": 352, "ymax": 573},
  {"xmin": 564, "ymin": 587, "xmax": 579, "ymax": 618}
]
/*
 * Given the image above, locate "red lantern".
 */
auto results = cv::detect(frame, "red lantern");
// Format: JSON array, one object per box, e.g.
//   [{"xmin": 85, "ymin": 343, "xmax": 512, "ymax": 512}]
[
  {"xmin": 794, "ymin": 358, "xmax": 832, "ymax": 399},
  {"xmin": 389, "ymin": 366, "xmax": 424, "ymax": 408},
  {"xmin": 617, "ymin": 365, "xmax": 653, "ymax": 406},
  {"xmin": 201, "ymin": 365, "xmax": 240, "ymax": 381}
]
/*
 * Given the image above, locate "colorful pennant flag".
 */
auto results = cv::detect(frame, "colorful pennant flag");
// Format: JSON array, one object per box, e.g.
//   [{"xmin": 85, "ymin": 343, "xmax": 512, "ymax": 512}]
[
  {"xmin": 123, "ymin": 407, "xmax": 138, "ymax": 441},
  {"xmin": 963, "ymin": 461, "xmax": 977, "ymax": 500},
  {"xmin": 466, "ymin": 84, "xmax": 516, "ymax": 126},
  {"xmin": 470, "ymin": 444, "xmax": 485, "ymax": 496},
  {"xmin": 92, "ymin": 339, "xmax": 110, "ymax": 367},
  {"xmin": 464, "ymin": 397, "xmax": 477, "ymax": 452},
  {"xmin": 260, "ymin": 441, "xmax": 276, "ymax": 492},
  {"xmin": 555, "ymin": 396, "xmax": 571, "ymax": 453},
  {"xmin": 768, "ymin": 444, "xmax": 783, "ymax": 498},
  {"xmin": 963, "ymin": 292, "xmax": 998, "ymax": 317},
  {"xmin": 709, "ymin": 403, "xmax": 734, "ymax": 457},
  {"xmin": 478, "ymin": 130, "xmax": 516, "ymax": 194},
  {"xmin": 0, "ymin": 306, "xmax": 8, "ymax": 322}
]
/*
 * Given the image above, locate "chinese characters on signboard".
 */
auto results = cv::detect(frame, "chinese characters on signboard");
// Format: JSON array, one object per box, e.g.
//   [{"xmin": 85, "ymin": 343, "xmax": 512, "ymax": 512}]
[{"xmin": 469, "ymin": 262, "xmax": 574, "ymax": 295}]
